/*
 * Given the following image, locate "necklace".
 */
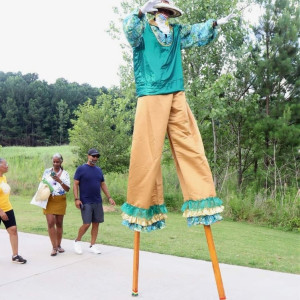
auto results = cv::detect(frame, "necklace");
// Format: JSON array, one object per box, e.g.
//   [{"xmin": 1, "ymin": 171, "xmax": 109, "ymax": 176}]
[{"xmin": 52, "ymin": 168, "xmax": 62, "ymax": 176}]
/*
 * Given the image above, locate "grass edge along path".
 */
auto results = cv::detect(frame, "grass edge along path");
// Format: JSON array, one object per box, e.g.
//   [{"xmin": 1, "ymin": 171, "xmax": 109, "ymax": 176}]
[{"xmin": 12, "ymin": 195, "xmax": 300, "ymax": 275}]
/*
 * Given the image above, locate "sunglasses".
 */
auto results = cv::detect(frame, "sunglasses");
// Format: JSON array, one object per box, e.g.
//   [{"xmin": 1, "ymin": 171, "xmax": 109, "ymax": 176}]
[{"xmin": 90, "ymin": 155, "xmax": 100, "ymax": 158}]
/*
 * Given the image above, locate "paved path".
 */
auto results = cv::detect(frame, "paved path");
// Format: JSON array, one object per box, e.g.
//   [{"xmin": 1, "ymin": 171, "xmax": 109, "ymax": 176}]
[{"xmin": 0, "ymin": 230, "xmax": 299, "ymax": 300}]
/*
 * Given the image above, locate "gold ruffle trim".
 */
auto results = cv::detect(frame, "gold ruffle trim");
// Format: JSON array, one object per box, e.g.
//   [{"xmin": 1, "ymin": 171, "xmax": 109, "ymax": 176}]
[
  {"xmin": 182, "ymin": 206, "xmax": 224, "ymax": 218},
  {"xmin": 122, "ymin": 213, "xmax": 167, "ymax": 226}
]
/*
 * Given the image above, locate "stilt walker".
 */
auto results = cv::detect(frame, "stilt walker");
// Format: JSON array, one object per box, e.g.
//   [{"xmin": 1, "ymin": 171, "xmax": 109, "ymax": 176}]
[{"xmin": 121, "ymin": 0, "xmax": 237, "ymax": 298}]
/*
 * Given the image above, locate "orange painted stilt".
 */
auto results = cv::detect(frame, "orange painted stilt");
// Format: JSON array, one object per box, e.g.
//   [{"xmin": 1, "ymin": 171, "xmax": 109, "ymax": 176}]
[
  {"xmin": 132, "ymin": 231, "xmax": 140, "ymax": 297},
  {"xmin": 204, "ymin": 225, "xmax": 226, "ymax": 300}
]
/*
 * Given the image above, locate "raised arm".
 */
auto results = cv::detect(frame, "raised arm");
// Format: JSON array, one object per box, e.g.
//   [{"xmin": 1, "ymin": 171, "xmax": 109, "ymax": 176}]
[
  {"xmin": 123, "ymin": 9, "xmax": 148, "ymax": 48},
  {"xmin": 180, "ymin": 20, "xmax": 218, "ymax": 49},
  {"xmin": 123, "ymin": 0, "xmax": 162, "ymax": 48},
  {"xmin": 180, "ymin": 12, "xmax": 237, "ymax": 49}
]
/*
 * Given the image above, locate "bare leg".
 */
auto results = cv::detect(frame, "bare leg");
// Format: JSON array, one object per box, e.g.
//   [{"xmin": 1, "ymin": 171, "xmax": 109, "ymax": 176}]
[
  {"xmin": 46, "ymin": 214, "xmax": 57, "ymax": 249},
  {"xmin": 7, "ymin": 226, "xmax": 18, "ymax": 256},
  {"xmin": 55, "ymin": 215, "xmax": 64, "ymax": 247},
  {"xmin": 90, "ymin": 222, "xmax": 99, "ymax": 245},
  {"xmin": 75, "ymin": 223, "xmax": 90, "ymax": 241}
]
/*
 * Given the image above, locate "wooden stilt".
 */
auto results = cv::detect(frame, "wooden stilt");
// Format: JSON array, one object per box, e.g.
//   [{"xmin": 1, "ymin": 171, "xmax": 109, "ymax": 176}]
[
  {"xmin": 132, "ymin": 231, "xmax": 140, "ymax": 296},
  {"xmin": 204, "ymin": 225, "xmax": 226, "ymax": 300}
]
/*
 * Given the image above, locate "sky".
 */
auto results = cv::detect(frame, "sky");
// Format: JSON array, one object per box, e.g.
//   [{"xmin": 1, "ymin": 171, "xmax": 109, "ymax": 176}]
[
  {"xmin": 0, "ymin": 1, "xmax": 262, "ymax": 89},
  {"xmin": 0, "ymin": 0, "xmax": 124, "ymax": 88}
]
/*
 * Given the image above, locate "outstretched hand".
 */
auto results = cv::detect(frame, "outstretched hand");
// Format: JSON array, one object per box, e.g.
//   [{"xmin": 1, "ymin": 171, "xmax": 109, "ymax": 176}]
[
  {"xmin": 217, "ymin": 12, "xmax": 237, "ymax": 26},
  {"xmin": 140, "ymin": 0, "xmax": 161, "ymax": 15}
]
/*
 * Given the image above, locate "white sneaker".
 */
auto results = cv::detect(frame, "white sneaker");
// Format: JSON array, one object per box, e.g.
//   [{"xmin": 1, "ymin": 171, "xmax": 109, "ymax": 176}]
[
  {"xmin": 89, "ymin": 244, "xmax": 101, "ymax": 254},
  {"xmin": 74, "ymin": 240, "xmax": 82, "ymax": 255}
]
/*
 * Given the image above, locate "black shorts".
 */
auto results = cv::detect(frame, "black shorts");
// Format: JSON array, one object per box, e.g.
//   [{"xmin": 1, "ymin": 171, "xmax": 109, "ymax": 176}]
[
  {"xmin": 81, "ymin": 203, "xmax": 104, "ymax": 224},
  {"xmin": 0, "ymin": 209, "xmax": 17, "ymax": 229}
]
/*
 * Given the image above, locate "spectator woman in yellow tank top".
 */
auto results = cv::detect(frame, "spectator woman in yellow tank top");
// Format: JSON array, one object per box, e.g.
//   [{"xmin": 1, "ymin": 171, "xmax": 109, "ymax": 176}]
[{"xmin": 0, "ymin": 158, "xmax": 27, "ymax": 264}]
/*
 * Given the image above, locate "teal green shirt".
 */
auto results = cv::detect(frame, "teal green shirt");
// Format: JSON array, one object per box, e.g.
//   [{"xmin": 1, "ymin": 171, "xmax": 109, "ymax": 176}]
[
  {"xmin": 124, "ymin": 10, "xmax": 218, "ymax": 97},
  {"xmin": 133, "ymin": 22, "xmax": 184, "ymax": 97}
]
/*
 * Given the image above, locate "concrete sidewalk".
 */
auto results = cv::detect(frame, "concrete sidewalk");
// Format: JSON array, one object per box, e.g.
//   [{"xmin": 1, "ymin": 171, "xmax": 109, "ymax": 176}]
[{"xmin": 0, "ymin": 230, "xmax": 299, "ymax": 300}]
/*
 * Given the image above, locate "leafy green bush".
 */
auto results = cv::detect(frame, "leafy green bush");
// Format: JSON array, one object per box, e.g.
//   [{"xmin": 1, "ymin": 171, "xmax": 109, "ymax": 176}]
[{"xmin": 69, "ymin": 94, "xmax": 133, "ymax": 173}]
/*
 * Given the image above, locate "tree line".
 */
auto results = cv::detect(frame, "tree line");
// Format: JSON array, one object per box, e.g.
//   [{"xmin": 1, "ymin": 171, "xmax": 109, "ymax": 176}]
[
  {"xmin": 0, "ymin": 71, "xmax": 112, "ymax": 146},
  {"xmin": 0, "ymin": 0, "xmax": 299, "ymax": 228},
  {"xmin": 107, "ymin": 0, "xmax": 299, "ymax": 193}
]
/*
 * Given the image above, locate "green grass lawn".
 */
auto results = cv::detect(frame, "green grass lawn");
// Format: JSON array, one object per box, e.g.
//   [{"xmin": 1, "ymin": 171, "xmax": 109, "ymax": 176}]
[
  {"xmin": 1, "ymin": 145, "xmax": 299, "ymax": 274},
  {"xmin": 11, "ymin": 195, "xmax": 300, "ymax": 275},
  {"xmin": 0, "ymin": 145, "xmax": 77, "ymax": 197}
]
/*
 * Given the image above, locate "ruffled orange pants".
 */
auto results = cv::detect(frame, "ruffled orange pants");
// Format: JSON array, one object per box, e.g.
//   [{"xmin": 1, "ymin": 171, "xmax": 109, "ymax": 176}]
[{"xmin": 126, "ymin": 91, "xmax": 216, "ymax": 209}]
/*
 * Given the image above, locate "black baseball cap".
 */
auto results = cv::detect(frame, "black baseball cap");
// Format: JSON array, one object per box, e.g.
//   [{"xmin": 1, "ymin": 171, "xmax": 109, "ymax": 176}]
[{"xmin": 88, "ymin": 148, "xmax": 100, "ymax": 157}]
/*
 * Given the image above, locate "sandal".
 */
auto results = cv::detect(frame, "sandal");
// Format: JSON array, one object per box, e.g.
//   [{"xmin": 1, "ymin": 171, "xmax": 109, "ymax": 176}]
[
  {"xmin": 57, "ymin": 246, "xmax": 65, "ymax": 253},
  {"xmin": 51, "ymin": 248, "xmax": 58, "ymax": 256}
]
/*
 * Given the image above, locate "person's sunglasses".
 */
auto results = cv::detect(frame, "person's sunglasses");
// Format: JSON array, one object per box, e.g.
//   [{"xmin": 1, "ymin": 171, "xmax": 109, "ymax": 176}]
[{"xmin": 91, "ymin": 155, "xmax": 100, "ymax": 158}]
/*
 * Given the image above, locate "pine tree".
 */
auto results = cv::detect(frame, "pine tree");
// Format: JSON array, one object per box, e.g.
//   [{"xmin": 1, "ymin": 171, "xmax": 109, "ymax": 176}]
[
  {"xmin": 2, "ymin": 97, "xmax": 21, "ymax": 145},
  {"xmin": 252, "ymin": 0, "xmax": 300, "ymax": 191},
  {"xmin": 57, "ymin": 99, "xmax": 70, "ymax": 145}
]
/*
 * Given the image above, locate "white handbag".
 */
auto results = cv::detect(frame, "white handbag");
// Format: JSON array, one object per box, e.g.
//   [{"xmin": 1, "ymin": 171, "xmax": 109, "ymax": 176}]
[{"xmin": 30, "ymin": 179, "xmax": 53, "ymax": 209}]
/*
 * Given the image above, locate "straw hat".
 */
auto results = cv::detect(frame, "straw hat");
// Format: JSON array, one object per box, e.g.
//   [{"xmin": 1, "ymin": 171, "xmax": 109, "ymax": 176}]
[{"xmin": 151, "ymin": 0, "xmax": 183, "ymax": 18}]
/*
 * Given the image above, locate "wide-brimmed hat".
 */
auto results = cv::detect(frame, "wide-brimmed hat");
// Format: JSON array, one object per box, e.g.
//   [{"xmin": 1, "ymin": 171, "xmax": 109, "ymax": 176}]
[{"xmin": 151, "ymin": 0, "xmax": 183, "ymax": 18}]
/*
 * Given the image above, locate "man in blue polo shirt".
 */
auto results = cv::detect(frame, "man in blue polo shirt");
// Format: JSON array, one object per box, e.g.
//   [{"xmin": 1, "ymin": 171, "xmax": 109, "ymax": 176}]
[{"xmin": 73, "ymin": 148, "xmax": 115, "ymax": 254}]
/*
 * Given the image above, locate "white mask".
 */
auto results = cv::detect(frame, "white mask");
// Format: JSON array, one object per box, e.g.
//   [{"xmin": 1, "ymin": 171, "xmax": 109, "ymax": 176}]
[
  {"xmin": 156, "ymin": 13, "xmax": 170, "ymax": 34},
  {"xmin": 89, "ymin": 159, "xmax": 97, "ymax": 165}
]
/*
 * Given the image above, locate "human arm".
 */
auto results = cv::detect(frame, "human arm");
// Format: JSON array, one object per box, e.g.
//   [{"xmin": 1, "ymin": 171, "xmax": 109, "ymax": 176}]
[
  {"xmin": 73, "ymin": 180, "xmax": 82, "ymax": 209},
  {"xmin": 140, "ymin": 0, "xmax": 160, "ymax": 15},
  {"xmin": 123, "ymin": 9, "xmax": 148, "ymax": 48},
  {"xmin": 101, "ymin": 181, "xmax": 116, "ymax": 206},
  {"xmin": 216, "ymin": 12, "xmax": 237, "ymax": 26},
  {"xmin": 51, "ymin": 171, "xmax": 70, "ymax": 192},
  {"xmin": 0, "ymin": 179, "xmax": 10, "ymax": 220},
  {"xmin": 180, "ymin": 12, "xmax": 237, "ymax": 49},
  {"xmin": 180, "ymin": 19, "xmax": 218, "ymax": 49}
]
